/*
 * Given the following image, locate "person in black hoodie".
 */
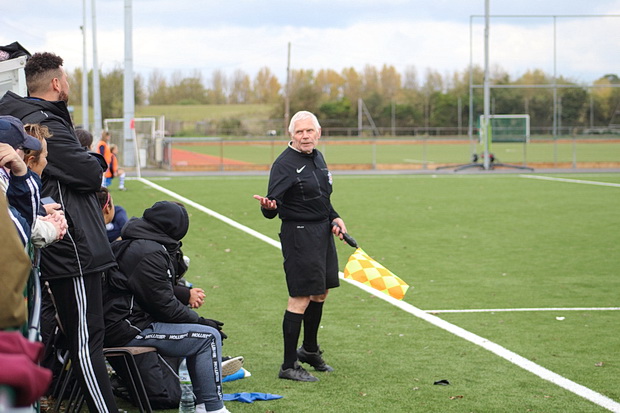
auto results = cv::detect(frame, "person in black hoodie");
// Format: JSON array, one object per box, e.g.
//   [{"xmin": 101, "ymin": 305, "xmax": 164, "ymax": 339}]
[
  {"xmin": 103, "ymin": 201, "xmax": 230, "ymax": 413},
  {"xmin": 0, "ymin": 52, "xmax": 117, "ymax": 412}
]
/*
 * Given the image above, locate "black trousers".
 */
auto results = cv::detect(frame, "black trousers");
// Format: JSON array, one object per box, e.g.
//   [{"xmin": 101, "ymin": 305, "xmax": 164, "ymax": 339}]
[{"xmin": 48, "ymin": 272, "xmax": 117, "ymax": 413}]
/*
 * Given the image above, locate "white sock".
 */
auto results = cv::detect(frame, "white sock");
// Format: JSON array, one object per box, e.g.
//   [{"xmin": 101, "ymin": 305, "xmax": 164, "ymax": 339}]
[{"xmin": 119, "ymin": 172, "xmax": 126, "ymax": 188}]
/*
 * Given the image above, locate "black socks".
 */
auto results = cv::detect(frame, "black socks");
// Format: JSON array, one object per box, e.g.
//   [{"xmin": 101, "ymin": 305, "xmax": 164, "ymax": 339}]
[
  {"xmin": 282, "ymin": 310, "xmax": 303, "ymax": 370},
  {"xmin": 302, "ymin": 301, "xmax": 324, "ymax": 353}
]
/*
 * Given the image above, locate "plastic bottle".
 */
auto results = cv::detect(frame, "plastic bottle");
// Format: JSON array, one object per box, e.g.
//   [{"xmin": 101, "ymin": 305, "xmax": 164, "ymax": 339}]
[{"xmin": 178, "ymin": 358, "xmax": 195, "ymax": 413}]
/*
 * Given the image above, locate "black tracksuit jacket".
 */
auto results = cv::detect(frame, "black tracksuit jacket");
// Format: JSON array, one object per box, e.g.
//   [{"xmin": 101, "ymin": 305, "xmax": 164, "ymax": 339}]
[{"xmin": 0, "ymin": 91, "xmax": 114, "ymax": 279}]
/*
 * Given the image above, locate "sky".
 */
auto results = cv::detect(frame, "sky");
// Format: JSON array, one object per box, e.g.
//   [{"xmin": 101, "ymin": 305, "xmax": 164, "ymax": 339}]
[{"xmin": 1, "ymin": 0, "xmax": 619, "ymax": 87}]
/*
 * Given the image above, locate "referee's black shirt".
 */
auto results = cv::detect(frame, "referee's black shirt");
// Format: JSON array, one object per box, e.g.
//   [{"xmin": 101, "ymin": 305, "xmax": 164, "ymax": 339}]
[{"xmin": 262, "ymin": 144, "xmax": 339, "ymax": 223}]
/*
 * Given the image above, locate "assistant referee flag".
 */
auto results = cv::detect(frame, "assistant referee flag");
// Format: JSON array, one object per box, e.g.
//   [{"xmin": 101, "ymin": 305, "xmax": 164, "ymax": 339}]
[{"xmin": 343, "ymin": 248, "xmax": 410, "ymax": 300}]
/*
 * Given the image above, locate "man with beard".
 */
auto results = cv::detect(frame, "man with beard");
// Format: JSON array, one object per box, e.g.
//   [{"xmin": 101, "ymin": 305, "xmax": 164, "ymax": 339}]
[{"xmin": 0, "ymin": 52, "xmax": 118, "ymax": 412}]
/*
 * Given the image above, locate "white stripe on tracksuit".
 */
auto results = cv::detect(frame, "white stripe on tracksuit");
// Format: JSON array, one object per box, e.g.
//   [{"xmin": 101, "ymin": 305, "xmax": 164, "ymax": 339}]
[
  {"xmin": 24, "ymin": 174, "xmax": 39, "ymax": 232},
  {"xmin": 59, "ymin": 180, "xmax": 109, "ymax": 412},
  {"xmin": 72, "ymin": 275, "xmax": 108, "ymax": 412}
]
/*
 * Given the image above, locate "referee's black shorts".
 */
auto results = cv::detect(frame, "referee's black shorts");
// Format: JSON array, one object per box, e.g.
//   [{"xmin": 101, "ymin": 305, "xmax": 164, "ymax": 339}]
[{"xmin": 279, "ymin": 220, "xmax": 340, "ymax": 297}]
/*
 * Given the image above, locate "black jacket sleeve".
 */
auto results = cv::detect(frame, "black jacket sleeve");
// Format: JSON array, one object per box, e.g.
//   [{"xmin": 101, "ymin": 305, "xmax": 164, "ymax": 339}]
[
  {"xmin": 42, "ymin": 118, "xmax": 104, "ymax": 193},
  {"xmin": 261, "ymin": 161, "xmax": 288, "ymax": 219},
  {"xmin": 128, "ymin": 249, "xmax": 203, "ymax": 325},
  {"xmin": 173, "ymin": 285, "xmax": 191, "ymax": 306},
  {"xmin": 6, "ymin": 170, "xmax": 40, "ymax": 234}
]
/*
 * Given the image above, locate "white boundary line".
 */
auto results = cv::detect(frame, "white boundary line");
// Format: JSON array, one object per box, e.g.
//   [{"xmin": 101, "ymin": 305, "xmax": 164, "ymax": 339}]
[
  {"xmin": 427, "ymin": 307, "xmax": 620, "ymax": 314},
  {"xmin": 520, "ymin": 174, "xmax": 620, "ymax": 187},
  {"xmin": 137, "ymin": 178, "xmax": 280, "ymax": 249},
  {"xmin": 138, "ymin": 177, "xmax": 620, "ymax": 412}
]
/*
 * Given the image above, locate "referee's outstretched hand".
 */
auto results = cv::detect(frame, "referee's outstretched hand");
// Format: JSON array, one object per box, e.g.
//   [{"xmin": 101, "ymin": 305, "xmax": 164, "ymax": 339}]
[{"xmin": 253, "ymin": 195, "xmax": 277, "ymax": 210}]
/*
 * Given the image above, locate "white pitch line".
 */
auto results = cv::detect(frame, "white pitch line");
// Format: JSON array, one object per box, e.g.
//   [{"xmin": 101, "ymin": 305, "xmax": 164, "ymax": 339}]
[
  {"xmin": 139, "ymin": 177, "xmax": 620, "ymax": 413},
  {"xmin": 426, "ymin": 307, "xmax": 620, "ymax": 314},
  {"xmin": 137, "ymin": 178, "xmax": 281, "ymax": 249},
  {"xmin": 520, "ymin": 174, "xmax": 620, "ymax": 187},
  {"xmin": 342, "ymin": 279, "xmax": 620, "ymax": 412}
]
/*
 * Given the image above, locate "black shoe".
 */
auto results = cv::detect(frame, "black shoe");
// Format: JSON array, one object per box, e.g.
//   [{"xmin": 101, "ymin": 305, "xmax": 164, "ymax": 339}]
[
  {"xmin": 297, "ymin": 346, "xmax": 334, "ymax": 372},
  {"xmin": 278, "ymin": 361, "xmax": 319, "ymax": 382}
]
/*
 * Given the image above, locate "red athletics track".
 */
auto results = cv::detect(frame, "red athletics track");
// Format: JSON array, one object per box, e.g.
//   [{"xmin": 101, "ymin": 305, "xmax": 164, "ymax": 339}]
[{"xmin": 170, "ymin": 147, "xmax": 251, "ymax": 167}]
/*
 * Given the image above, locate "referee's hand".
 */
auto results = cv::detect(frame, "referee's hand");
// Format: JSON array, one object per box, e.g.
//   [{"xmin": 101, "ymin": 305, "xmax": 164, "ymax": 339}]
[
  {"xmin": 253, "ymin": 195, "xmax": 277, "ymax": 210},
  {"xmin": 331, "ymin": 218, "xmax": 347, "ymax": 240}
]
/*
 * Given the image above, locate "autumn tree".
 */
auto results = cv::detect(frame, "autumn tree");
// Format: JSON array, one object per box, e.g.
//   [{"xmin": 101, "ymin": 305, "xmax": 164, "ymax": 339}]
[
  {"xmin": 229, "ymin": 69, "xmax": 251, "ymax": 103},
  {"xmin": 209, "ymin": 69, "xmax": 228, "ymax": 104},
  {"xmin": 341, "ymin": 67, "xmax": 362, "ymax": 104},
  {"xmin": 315, "ymin": 69, "xmax": 344, "ymax": 101},
  {"xmin": 253, "ymin": 67, "xmax": 281, "ymax": 104}
]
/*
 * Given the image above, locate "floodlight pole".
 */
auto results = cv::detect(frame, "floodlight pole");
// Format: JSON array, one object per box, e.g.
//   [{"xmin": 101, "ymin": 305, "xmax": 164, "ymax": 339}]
[
  {"xmin": 91, "ymin": 0, "xmax": 102, "ymax": 140},
  {"xmin": 482, "ymin": 0, "xmax": 491, "ymax": 170},
  {"xmin": 284, "ymin": 42, "xmax": 291, "ymax": 135},
  {"xmin": 81, "ymin": 0, "xmax": 89, "ymax": 132},
  {"xmin": 123, "ymin": 0, "xmax": 137, "ymax": 171}
]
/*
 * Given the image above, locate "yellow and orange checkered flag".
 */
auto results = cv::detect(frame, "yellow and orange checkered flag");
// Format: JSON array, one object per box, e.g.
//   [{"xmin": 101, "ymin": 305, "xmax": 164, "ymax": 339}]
[{"xmin": 343, "ymin": 248, "xmax": 410, "ymax": 300}]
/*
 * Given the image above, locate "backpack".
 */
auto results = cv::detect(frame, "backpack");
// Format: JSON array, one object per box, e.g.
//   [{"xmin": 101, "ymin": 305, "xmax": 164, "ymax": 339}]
[{"xmin": 109, "ymin": 352, "xmax": 181, "ymax": 409}]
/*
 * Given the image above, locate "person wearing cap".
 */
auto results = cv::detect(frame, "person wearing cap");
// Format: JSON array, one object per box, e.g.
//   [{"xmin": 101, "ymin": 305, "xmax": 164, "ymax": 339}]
[
  {"xmin": 0, "ymin": 115, "xmax": 43, "ymax": 245},
  {"xmin": 0, "ymin": 52, "xmax": 117, "ymax": 412},
  {"xmin": 103, "ymin": 201, "xmax": 231, "ymax": 413}
]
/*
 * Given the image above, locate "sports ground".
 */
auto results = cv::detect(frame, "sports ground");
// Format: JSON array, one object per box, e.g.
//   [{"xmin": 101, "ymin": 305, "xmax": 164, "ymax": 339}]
[
  {"xmin": 110, "ymin": 168, "xmax": 620, "ymax": 413},
  {"xmin": 163, "ymin": 137, "xmax": 620, "ymax": 172}
]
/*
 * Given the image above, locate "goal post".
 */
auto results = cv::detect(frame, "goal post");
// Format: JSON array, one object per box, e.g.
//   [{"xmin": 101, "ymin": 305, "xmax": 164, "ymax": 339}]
[
  {"xmin": 103, "ymin": 117, "xmax": 163, "ymax": 168},
  {"xmin": 478, "ymin": 114, "xmax": 530, "ymax": 166},
  {"xmin": 478, "ymin": 114, "xmax": 530, "ymax": 143}
]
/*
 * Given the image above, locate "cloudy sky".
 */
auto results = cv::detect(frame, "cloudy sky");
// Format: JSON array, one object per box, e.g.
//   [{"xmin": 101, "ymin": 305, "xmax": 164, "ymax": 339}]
[{"xmin": 2, "ymin": 0, "xmax": 619, "ymax": 85}]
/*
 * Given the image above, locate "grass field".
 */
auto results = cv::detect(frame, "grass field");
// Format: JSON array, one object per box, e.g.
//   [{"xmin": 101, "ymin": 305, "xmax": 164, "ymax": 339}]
[
  {"xmin": 109, "ymin": 172, "xmax": 620, "ymax": 413},
  {"xmin": 169, "ymin": 139, "xmax": 620, "ymax": 169}
]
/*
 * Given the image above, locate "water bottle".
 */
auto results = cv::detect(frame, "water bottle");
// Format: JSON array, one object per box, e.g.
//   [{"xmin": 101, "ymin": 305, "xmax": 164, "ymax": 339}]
[{"xmin": 178, "ymin": 358, "xmax": 195, "ymax": 413}]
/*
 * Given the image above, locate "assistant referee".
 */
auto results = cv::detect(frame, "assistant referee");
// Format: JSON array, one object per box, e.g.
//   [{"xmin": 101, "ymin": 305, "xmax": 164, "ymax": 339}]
[{"xmin": 253, "ymin": 110, "xmax": 348, "ymax": 382}]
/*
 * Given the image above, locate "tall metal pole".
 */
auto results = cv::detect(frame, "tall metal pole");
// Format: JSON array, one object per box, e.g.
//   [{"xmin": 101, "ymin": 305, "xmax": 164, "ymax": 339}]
[
  {"xmin": 552, "ymin": 16, "xmax": 558, "ymax": 138},
  {"xmin": 91, "ymin": 0, "xmax": 102, "ymax": 140},
  {"xmin": 284, "ymin": 42, "xmax": 291, "ymax": 134},
  {"xmin": 357, "ymin": 98, "xmax": 363, "ymax": 136},
  {"xmin": 468, "ymin": 15, "xmax": 474, "ymax": 141},
  {"xmin": 123, "ymin": 0, "xmax": 136, "ymax": 169},
  {"xmin": 391, "ymin": 100, "xmax": 396, "ymax": 136},
  {"xmin": 81, "ymin": 0, "xmax": 89, "ymax": 133},
  {"xmin": 482, "ymin": 0, "xmax": 491, "ymax": 170}
]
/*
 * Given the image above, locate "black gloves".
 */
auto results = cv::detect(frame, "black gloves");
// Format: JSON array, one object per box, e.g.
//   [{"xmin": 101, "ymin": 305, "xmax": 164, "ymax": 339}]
[{"xmin": 201, "ymin": 318, "xmax": 227, "ymax": 339}]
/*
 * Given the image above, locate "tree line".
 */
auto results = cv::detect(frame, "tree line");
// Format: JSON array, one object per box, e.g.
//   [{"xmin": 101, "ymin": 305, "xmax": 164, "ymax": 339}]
[{"xmin": 69, "ymin": 64, "xmax": 620, "ymax": 132}]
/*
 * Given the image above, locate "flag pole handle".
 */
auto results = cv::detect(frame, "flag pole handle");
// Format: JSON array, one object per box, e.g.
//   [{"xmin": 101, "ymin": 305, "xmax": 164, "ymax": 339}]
[{"xmin": 332, "ymin": 222, "xmax": 358, "ymax": 248}]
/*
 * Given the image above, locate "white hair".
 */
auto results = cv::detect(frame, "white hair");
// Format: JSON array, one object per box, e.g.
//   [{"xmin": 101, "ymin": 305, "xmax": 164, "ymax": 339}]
[{"xmin": 288, "ymin": 111, "xmax": 321, "ymax": 135}]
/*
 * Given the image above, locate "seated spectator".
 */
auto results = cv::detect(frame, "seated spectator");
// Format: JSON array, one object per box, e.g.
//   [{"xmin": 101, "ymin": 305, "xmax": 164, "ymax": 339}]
[
  {"xmin": 95, "ymin": 186, "xmax": 128, "ymax": 242},
  {"xmin": 75, "ymin": 128, "xmax": 93, "ymax": 150},
  {"xmin": 0, "ymin": 115, "xmax": 43, "ymax": 245},
  {"xmin": 103, "ymin": 201, "xmax": 230, "ymax": 413}
]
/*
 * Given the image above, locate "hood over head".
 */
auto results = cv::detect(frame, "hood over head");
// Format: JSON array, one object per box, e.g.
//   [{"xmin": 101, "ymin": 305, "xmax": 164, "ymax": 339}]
[{"xmin": 142, "ymin": 201, "xmax": 189, "ymax": 241}]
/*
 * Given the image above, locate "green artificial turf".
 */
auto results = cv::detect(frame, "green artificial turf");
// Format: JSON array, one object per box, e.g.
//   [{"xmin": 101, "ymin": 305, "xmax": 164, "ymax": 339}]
[{"xmin": 109, "ymin": 172, "xmax": 619, "ymax": 412}]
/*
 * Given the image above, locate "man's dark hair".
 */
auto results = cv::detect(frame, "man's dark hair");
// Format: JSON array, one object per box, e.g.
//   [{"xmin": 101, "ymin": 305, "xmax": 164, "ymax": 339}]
[
  {"xmin": 95, "ymin": 186, "xmax": 110, "ymax": 209},
  {"xmin": 75, "ymin": 128, "xmax": 94, "ymax": 149},
  {"xmin": 25, "ymin": 52, "xmax": 64, "ymax": 94}
]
